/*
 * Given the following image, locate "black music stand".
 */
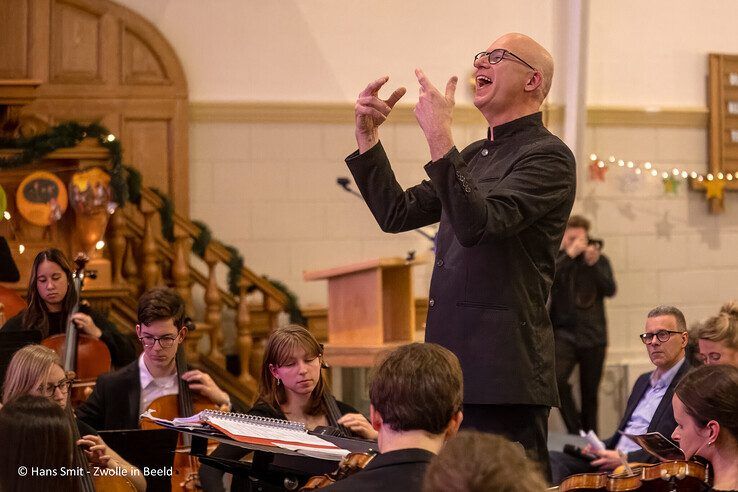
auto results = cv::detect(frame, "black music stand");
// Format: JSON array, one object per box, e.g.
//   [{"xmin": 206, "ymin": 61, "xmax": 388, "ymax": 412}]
[
  {"xmin": 98, "ymin": 429, "xmax": 179, "ymax": 492},
  {"xmin": 0, "ymin": 330, "xmax": 42, "ymax": 384}
]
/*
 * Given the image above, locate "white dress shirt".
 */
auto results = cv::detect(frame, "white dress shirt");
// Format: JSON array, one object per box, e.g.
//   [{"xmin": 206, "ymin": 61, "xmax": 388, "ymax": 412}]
[{"xmin": 138, "ymin": 353, "xmax": 179, "ymax": 415}]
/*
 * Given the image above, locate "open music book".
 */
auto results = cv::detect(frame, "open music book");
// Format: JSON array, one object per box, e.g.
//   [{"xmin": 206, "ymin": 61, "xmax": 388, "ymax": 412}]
[
  {"xmin": 619, "ymin": 431, "xmax": 685, "ymax": 461},
  {"xmin": 141, "ymin": 409, "xmax": 350, "ymax": 460}
]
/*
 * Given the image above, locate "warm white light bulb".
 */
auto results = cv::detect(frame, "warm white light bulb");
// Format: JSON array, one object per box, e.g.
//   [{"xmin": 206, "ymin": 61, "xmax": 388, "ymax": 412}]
[
  {"xmin": 635, "ymin": 168, "xmax": 642, "ymax": 175},
  {"xmin": 651, "ymin": 170, "xmax": 658, "ymax": 177},
  {"xmin": 609, "ymin": 156, "xmax": 616, "ymax": 163},
  {"xmin": 106, "ymin": 134, "xmax": 116, "ymax": 142},
  {"xmin": 707, "ymin": 174, "xmax": 714, "ymax": 181},
  {"xmin": 718, "ymin": 172, "xmax": 724, "ymax": 180},
  {"xmin": 95, "ymin": 240, "xmax": 105, "ymax": 250},
  {"xmin": 627, "ymin": 161, "xmax": 634, "ymax": 168},
  {"xmin": 644, "ymin": 162, "xmax": 652, "ymax": 169},
  {"xmin": 18, "ymin": 244, "xmax": 25, "ymax": 254},
  {"xmin": 690, "ymin": 172, "xmax": 698, "ymax": 179},
  {"xmin": 681, "ymin": 171, "xmax": 688, "ymax": 179},
  {"xmin": 672, "ymin": 168, "xmax": 680, "ymax": 176},
  {"xmin": 2, "ymin": 211, "xmax": 9, "ymax": 220},
  {"xmin": 662, "ymin": 172, "xmax": 669, "ymax": 179},
  {"xmin": 590, "ymin": 153, "xmax": 597, "ymax": 161},
  {"xmin": 598, "ymin": 161, "xmax": 605, "ymax": 168}
]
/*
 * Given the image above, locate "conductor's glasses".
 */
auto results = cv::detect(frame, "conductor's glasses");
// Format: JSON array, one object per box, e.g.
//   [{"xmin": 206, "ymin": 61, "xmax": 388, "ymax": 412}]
[
  {"xmin": 39, "ymin": 378, "xmax": 72, "ymax": 397},
  {"xmin": 639, "ymin": 330, "xmax": 683, "ymax": 344},
  {"xmin": 139, "ymin": 335, "xmax": 178, "ymax": 349},
  {"xmin": 474, "ymin": 49, "xmax": 537, "ymax": 71}
]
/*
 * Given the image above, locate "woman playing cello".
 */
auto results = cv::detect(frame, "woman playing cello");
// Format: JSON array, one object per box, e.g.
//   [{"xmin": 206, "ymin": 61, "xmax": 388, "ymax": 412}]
[
  {"xmin": 672, "ymin": 364, "xmax": 738, "ymax": 491},
  {"xmin": 1, "ymin": 248, "xmax": 136, "ymax": 368}
]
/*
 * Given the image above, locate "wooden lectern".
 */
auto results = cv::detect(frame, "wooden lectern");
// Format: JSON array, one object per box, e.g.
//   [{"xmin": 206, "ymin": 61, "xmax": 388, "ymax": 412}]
[{"xmin": 303, "ymin": 257, "xmax": 417, "ymax": 367}]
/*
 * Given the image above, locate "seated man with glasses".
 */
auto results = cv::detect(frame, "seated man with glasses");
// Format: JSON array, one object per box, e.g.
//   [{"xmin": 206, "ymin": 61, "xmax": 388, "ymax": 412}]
[
  {"xmin": 77, "ymin": 287, "xmax": 231, "ymax": 430},
  {"xmin": 549, "ymin": 305, "xmax": 691, "ymax": 484}
]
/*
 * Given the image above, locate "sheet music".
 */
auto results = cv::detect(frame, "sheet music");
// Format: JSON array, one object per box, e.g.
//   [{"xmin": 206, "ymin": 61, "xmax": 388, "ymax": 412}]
[{"xmin": 205, "ymin": 415, "xmax": 338, "ymax": 449}]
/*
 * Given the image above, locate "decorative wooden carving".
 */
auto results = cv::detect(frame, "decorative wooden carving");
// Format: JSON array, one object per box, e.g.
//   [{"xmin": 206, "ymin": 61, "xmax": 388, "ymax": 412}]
[
  {"xmin": 2, "ymin": 0, "xmax": 190, "ymax": 213},
  {"xmin": 693, "ymin": 53, "xmax": 738, "ymax": 213}
]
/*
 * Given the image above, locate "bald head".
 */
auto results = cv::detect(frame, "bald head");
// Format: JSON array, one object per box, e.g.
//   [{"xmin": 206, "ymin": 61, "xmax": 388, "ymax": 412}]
[{"xmin": 491, "ymin": 33, "xmax": 554, "ymax": 102}]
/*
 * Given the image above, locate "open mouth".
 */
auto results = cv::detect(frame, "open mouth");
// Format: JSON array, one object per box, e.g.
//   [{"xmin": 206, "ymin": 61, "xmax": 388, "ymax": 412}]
[{"xmin": 476, "ymin": 75, "xmax": 493, "ymax": 88}]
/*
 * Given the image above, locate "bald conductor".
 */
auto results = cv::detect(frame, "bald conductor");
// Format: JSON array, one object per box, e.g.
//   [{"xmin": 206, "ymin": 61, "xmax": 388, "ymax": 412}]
[{"xmin": 345, "ymin": 33, "xmax": 576, "ymax": 478}]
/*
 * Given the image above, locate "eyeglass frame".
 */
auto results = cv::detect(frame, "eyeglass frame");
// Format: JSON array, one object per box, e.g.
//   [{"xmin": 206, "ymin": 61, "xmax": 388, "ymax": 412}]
[
  {"xmin": 138, "ymin": 332, "xmax": 182, "ymax": 349},
  {"xmin": 474, "ymin": 49, "xmax": 537, "ymax": 71},
  {"xmin": 38, "ymin": 378, "xmax": 73, "ymax": 397},
  {"xmin": 639, "ymin": 330, "xmax": 684, "ymax": 344}
]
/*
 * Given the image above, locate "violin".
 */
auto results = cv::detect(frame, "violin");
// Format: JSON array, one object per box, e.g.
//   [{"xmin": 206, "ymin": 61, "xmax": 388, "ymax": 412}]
[
  {"xmin": 42, "ymin": 254, "xmax": 112, "ymax": 407},
  {"xmin": 139, "ymin": 342, "xmax": 219, "ymax": 490},
  {"xmin": 299, "ymin": 451, "xmax": 376, "ymax": 491},
  {"xmin": 558, "ymin": 460, "xmax": 709, "ymax": 492},
  {"xmin": 67, "ymin": 394, "xmax": 136, "ymax": 491}
]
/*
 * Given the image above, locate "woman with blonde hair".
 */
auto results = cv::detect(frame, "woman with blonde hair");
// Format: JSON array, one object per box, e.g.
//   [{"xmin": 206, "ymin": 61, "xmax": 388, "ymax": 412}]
[
  {"xmin": 2, "ymin": 344, "xmax": 146, "ymax": 491},
  {"xmin": 694, "ymin": 301, "xmax": 738, "ymax": 367}
]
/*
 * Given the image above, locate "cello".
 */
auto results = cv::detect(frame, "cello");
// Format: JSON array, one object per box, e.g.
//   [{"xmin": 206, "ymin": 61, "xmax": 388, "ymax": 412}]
[
  {"xmin": 139, "ymin": 338, "xmax": 219, "ymax": 490},
  {"xmin": 42, "ymin": 254, "xmax": 112, "ymax": 407}
]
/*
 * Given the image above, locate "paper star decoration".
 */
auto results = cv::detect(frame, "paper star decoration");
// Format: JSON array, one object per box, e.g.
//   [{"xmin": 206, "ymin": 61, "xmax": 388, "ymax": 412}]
[
  {"xmin": 662, "ymin": 175, "xmax": 680, "ymax": 194},
  {"xmin": 655, "ymin": 212, "xmax": 674, "ymax": 239},
  {"xmin": 588, "ymin": 161, "xmax": 608, "ymax": 181},
  {"xmin": 704, "ymin": 180, "xmax": 726, "ymax": 200}
]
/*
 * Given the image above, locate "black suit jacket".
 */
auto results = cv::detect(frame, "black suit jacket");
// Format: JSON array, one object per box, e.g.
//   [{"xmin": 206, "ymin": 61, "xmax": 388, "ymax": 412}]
[
  {"xmin": 603, "ymin": 359, "xmax": 691, "ymax": 463},
  {"xmin": 346, "ymin": 113, "xmax": 576, "ymax": 406},
  {"xmin": 76, "ymin": 360, "xmax": 142, "ymax": 431},
  {"xmin": 324, "ymin": 448, "xmax": 434, "ymax": 492}
]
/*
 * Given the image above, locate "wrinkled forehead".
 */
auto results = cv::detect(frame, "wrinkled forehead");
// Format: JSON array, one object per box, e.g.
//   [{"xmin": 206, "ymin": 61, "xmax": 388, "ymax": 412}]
[{"xmin": 645, "ymin": 315, "xmax": 679, "ymax": 333}]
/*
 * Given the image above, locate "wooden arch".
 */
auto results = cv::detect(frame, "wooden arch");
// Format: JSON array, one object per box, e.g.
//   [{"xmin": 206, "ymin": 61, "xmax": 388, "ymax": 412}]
[{"xmin": 1, "ymin": 0, "xmax": 190, "ymax": 212}]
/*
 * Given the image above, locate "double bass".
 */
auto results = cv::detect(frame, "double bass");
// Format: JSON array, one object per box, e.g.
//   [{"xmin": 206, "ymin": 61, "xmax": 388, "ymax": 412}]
[
  {"xmin": 42, "ymin": 254, "xmax": 112, "ymax": 406},
  {"xmin": 139, "ymin": 338, "xmax": 219, "ymax": 490}
]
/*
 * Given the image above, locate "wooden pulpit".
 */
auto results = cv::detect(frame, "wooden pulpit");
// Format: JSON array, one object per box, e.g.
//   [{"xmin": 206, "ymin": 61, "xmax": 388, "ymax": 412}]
[{"xmin": 304, "ymin": 257, "xmax": 417, "ymax": 366}]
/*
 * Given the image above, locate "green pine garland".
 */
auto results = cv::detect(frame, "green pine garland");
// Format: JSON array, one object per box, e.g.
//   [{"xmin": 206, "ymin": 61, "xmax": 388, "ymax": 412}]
[
  {"xmin": 224, "ymin": 244, "xmax": 244, "ymax": 296},
  {"xmin": 0, "ymin": 121, "xmax": 301, "ymax": 317},
  {"xmin": 191, "ymin": 220, "xmax": 212, "ymax": 258},
  {"xmin": 150, "ymin": 187, "xmax": 175, "ymax": 243},
  {"xmin": 0, "ymin": 122, "xmax": 129, "ymax": 206}
]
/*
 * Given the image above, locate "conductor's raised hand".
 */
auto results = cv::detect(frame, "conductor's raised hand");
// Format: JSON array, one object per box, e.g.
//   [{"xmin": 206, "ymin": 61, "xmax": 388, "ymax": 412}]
[
  {"xmin": 355, "ymin": 76, "xmax": 406, "ymax": 153},
  {"xmin": 413, "ymin": 69, "xmax": 457, "ymax": 161}
]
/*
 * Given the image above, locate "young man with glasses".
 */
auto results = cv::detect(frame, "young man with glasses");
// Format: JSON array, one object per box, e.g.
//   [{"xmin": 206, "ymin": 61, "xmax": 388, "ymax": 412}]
[
  {"xmin": 77, "ymin": 287, "xmax": 231, "ymax": 430},
  {"xmin": 346, "ymin": 33, "xmax": 575, "ymax": 478},
  {"xmin": 550, "ymin": 305, "xmax": 691, "ymax": 484}
]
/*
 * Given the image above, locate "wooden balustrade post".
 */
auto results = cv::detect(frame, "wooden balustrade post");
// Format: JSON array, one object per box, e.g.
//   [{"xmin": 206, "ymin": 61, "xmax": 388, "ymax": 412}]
[
  {"xmin": 172, "ymin": 227, "xmax": 195, "ymax": 317},
  {"xmin": 108, "ymin": 206, "xmax": 127, "ymax": 285},
  {"xmin": 140, "ymin": 206, "xmax": 161, "ymax": 291},
  {"xmin": 236, "ymin": 282, "xmax": 257, "ymax": 394},
  {"xmin": 249, "ymin": 296, "xmax": 283, "ymax": 382},
  {"xmin": 203, "ymin": 248, "xmax": 225, "ymax": 364}
]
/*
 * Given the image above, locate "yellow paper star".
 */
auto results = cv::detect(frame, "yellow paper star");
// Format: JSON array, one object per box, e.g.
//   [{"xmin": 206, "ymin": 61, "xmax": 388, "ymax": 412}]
[
  {"xmin": 704, "ymin": 179, "xmax": 726, "ymax": 200},
  {"xmin": 662, "ymin": 176, "xmax": 680, "ymax": 194}
]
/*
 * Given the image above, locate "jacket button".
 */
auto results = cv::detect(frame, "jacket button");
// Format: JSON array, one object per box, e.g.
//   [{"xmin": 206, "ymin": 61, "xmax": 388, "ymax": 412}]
[
  {"xmin": 481, "ymin": 148, "xmax": 489, "ymax": 156},
  {"xmin": 436, "ymin": 259, "xmax": 444, "ymax": 267},
  {"xmin": 429, "ymin": 298, "xmax": 435, "ymax": 307}
]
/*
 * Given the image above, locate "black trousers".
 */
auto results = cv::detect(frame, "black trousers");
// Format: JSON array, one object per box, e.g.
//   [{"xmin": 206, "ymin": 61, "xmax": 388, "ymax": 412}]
[
  {"xmin": 555, "ymin": 338, "xmax": 606, "ymax": 434},
  {"xmin": 549, "ymin": 449, "xmax": 597, "ymax": 485},
  {"xmin": 461, "ymin": 403, "xmax": 551, "ymax": 482}
]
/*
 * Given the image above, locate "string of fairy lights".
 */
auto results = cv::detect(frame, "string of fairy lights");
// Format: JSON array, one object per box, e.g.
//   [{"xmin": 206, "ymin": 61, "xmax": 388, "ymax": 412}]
[{"xmin": 588, "ymin": 153, "xmax": 734, "ymax": 183}]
